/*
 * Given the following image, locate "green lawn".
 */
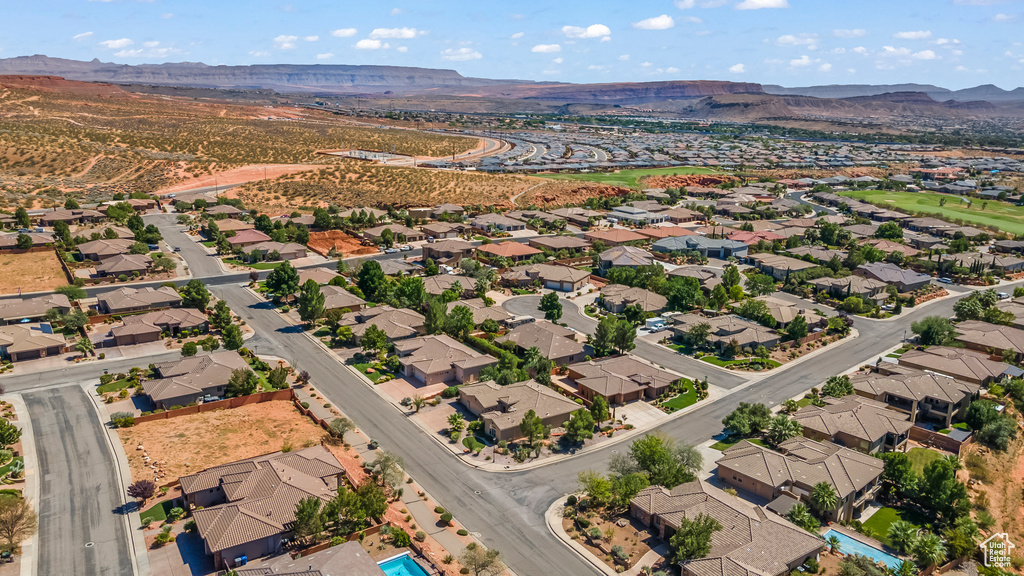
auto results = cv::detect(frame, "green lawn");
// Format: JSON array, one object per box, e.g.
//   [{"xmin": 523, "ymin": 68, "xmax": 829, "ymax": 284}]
[
  {"xmin": 312, "ymin": 327, "xmax": 332, "ymax": 337},
  {"xmin": 796, "ymin": 397, "xmax": 815, "ymax": 408},
  {"xmin": 139, "ymin": 500, "xmax": 175, "ymax": 524},
  {"xmin": 0, "ymin": 457, "xmax": 23, "ymax": 480},
  {"xmin": 662, "ymin": 390, "xmax": 697, "ymax": 411},
  {"xmin": 861, "ymin": 506, "xmax": 930, "ymax": 546},
  {"xmin": 701, "ymin": 356, "xmax": 782, "ymax": 369},
  {"xmin": 838, "ymin": 189, "xmax": 1024, "ymax": 235},
  {"xmin": 907, "ymin": 447, "xmax": 943, "ymax": 475},
  {"xmin": 462, "ymin": 436, "xmax": 487, "ymax": 452},
  {"xmin": 97, "ymin": 378, "xmax": 132, "ymax": 395},
  {"xmin": 536, "ymin": 166, "xmax": 719, "ymax": 189},
  {"xmin": 710, "ymin": 436, "xmax": 767, "ymax": 451},
  {"xmin": 352, "ymin": 363, "xmax": 389, "ymax": 383},
  {"xmin": 200, "ymin": 241, "xmax": 216, "ymax": 247},
  {"xmin": 223, "ymin": 259, "xmax": 283, "ymax": 270}
]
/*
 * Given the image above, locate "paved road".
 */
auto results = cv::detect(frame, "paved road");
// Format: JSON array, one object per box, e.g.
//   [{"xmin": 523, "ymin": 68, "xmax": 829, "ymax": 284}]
[
  {"xmin": 143, "ymin": 213, "xmax": 224, "ymax": 278},
  {"xmin": 501, "ymin": 295, "xmax": 748, "ymax": 389},
  {"xmin": 25, "ymin": 386, "xmax": 134, "ymax": 576},
  {"xmin": 788, "ymin": 191, "xmax": 837, "ymax": 215}
]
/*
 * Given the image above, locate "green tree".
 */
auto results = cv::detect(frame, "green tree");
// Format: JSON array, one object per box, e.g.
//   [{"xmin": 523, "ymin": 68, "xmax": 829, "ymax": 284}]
[
  {"xmin": 911, "ymin": 316, "xmax": 957, "ymax": 346},
  {"xmin": 53, "ymin": 220, "xmax": 71, "ymax": 244},
  {"xmin": 745, "ymin": 273, "xmax": 776, "ymax": 297},
  {"xmin": 721, "ymin": 402, "xmax": 772, "ymax": 437},
  {"xmin": 210, "ymin": 300, "xmax": 233, "ymax": 331},
  {"xmin": 55, "ymin": 285, "xmax": 87, "ymax": 300},
  {"xmin": 786, "ymin": 314, "xmax": 809, "ymax": 341},
  {"xmin": 590, "ymin": 395, "xmax": 610, "ymax": 424},
  {"xmin": 612, "ymin": 318, "xmax": 636, "ymax": 354},
  {"xmin": 446, "ymin": 412, "xmax": 466, "ymax": 437},
  {"xmin": 369, "ymin": 450, "xmax": 405, "ymax": 492},
  {"xmin": 539, "ymin": 291, "xmax": 562, "ymax": 321},
  {"xmin": 875, "ymin": 221, "xmax": 904, "ymax": 240},
  {"xmin": 622, "ymin": 303, "xmax": 646, "ymax": 326},
  {"xmin": 563, "ymin": 409, "xmax": 595, "ymax": 443},
  {"xmin": 577, "ymin": 470, "xmax": 613, "ymax": 506},
  {"xmin": 965, "ymin": 399, "xmax": 1000, "ymax": 431},
  {"xmin": 445, "ymin": 305, "xmax": 475, "ymax": 341},
  {"xmin": 481, "ymin": 318, "xmax": 501, "ymax": 336},
  {"xmin": 297, "ymin": 279, "xmax": 326, "ymax": 324},
  {"xmin": 629, "ymin": 433, "xmax": 701, "ymax": 487},
  {"xmin": 669, "ymin": 513, "xmax": 722, "ymax": 563},
  {"xmin": 912, "ymin": 533, "xmax": 946, "ymax": 569},
  {"xmin": 821, "ymin": 375, "xmax": 853, "ymax": 398},
  {"xmin": 292, "ymin": 496, "xmax": 325, "ymax": 543},
  {"xmin": 809, "ymin": 482, "xmax": 839, "ymax": 519},
  {"xmin": 722, "ymin": 264, "xmax": 741, "ymax": 289},
  {"xmin": 14, "ymin": 207, "xmax": 29, "ymax": 229},
  {"xmin": 179, "ymin": 279, "xmax": 210, "ymax": 310},
  {"xmin": 787, "ymin": 503, "xmax": 819, "ymax": 532},
  {"xmin": 61, "ymin": 310, "xmax": 89, "ymax": 331},
  {"xmin": 920, "ymin": 458, "xmax": 970, "ymax": 527},
  {"xmin": 666, "ymin": 277, "xmax": 704, "ymax": 311},
  {"xmin": 977, "ymin": 417, "xmax": 1017, "ymax": 451},
  {"xmin": 591, "ymin": 316, "xmax": 618, "ymax": 357},
  {"xmin": 266, "ymin": 261, "xmax": 300, "ymax": 302},
  {"xmin": 0, "ymin": 420, "xmax": 22, "ymax": 448},
  {"xmin": 710, "ymin": 284, "xmax": 729, "ymax": 309},
  {"xmin": 181, "ymin": 341, "xmax": 198, "ymax": 357},
  {"xmin": 361, "ymin": 324, "xmax": 388, "ymax": 356},
  {"xmin": 14, "ymin": 234, "xmax": 32, "ymax": 250},
  {"xmin": 519, "ymin": 409, "xmax": 545, "ymax": 446},
  {"xmin": 685, "ymin": 322, "xmax": 711, "ymax": 348},
  {"xmin": 610, "ymin": 473, "xmax": 650, "ymax": 508},
  {"xmin": 267, "ymin": 365, "xmax": 289, "ymax": 389},
  {"xmin": 0, "ymin": 494, "xmax": 37, "ymax": 552},
  {"xmin": 880, "ymin": 452, "xmax": 917, "ymax": 500},
  {"xmin": 423, "ymin": 300, "xmax": 448, "ymax": 335},
  {"xmin": 393, "ymin": 276, "xmax": 425, "ymax": 309},
  {"xmin": 356, "ymin": 260, "xmax": 387, "ymax": 302},
  {"xmin": 226, "ymin": 368, "xmax": 259, "ymax": 397},
  {"xmin": 887, "ymin": 520, "xmax": 919, "ymax": 554},
  {"xmin": 766, "ymin": 415, "xmax": 802, "ymax": 446},
  {"xmin": 378, "ymin": 228, "xmax": 394, "ymax": 248},
  {"xmin": 328, "ymin": 417, "xmax": 355, "ymax": 444},
  {"xmin": 222, "ymin": 324, "xmax": 244, "ymax": 350},
  {"xmin": 458, "ymin": 542, "xmax": 503, "ymax": 576}
]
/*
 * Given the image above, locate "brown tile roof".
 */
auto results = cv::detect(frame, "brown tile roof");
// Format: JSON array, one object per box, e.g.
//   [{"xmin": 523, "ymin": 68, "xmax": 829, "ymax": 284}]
[
  {"xmin": 851, "ymin": 365, "xmax": 981, "ymax": 404},
  {"xmin": 0, "ymin": 294, "xmax": 72, "ymax": 321},
  {"xmin": 0, "ymin": 322, "xmax": 65, "ymax": 354},
  {"xmin": 298, "ymin": 267, "xmax": 340, "ymax": 285},
  {"xmin": 78, "ymin": 238, "xmax": 135, "ymax": 259},
  {"xmin": 227, "ymin": 229, "xmax": 271, "ymax": 246},
  {"xmin": 496, "ymin": 320, "xmax": 583, "ymax": 360},
  {"xmin": 394, "ymin": 334, "xmax": 497, "ymax": 376},
  {"xmin": 599, "ymin": 245, "xmax": 654, "ymax": 267},
  {"xmin": 234, "ymin": 540, "xmax": 383, "ymax": 576},
  {"xmin": 585, "ymin": 229, "xmax": 648, "ymax": 244},
  {"xmin": 320, "ymin": 285, "xmax": 366, "ymax": 311},
  {"xmin": 569, "ymin": 355, "xmax": 680, "ymax": 398},
  {"xmin": 445, "ymin": 298, "xmax": 511, "ymax": 325},
  {"xmin": 956, "ymin": 320, "xmax": 1024, "ymax": 355},
  {"xmin": 528, "ymin": 235, "xmax": 591, "ymax": 251},
  {"xmin": 112, "ymin": 308, "xmax": 207, "ymax": 338},
  {"xmin": 791, "ymin": 395, "xmax": 912, "ymax": 445},
  {"xmin": 898, "ymin": 346, "xmax": 1018, "ymax": 383},
  {"xmin": 96, "ymin": 253, "xmax": 152, "ymax": 274},
  {"xmin": 340, "ymin": 306, "xmax": 424, "ymax": 341},
  {"xmin": 97, "ymin": 286, "xmax": 181, "ymax": 312},
  {"xmin": 184, "ymin": 446, "xmax": 344, "ymax": 553},
  {"xmin": 458, "ymin": 379, "xmax": 579, "ymax": 433},
  {"xmin": 600, "ymin": 285, "xmax": 668, "ymax": 312},
  {"xmin": 717, "ymin": 437, "xmax": 883, "ymax": 501},
  {"xmin": 631, "ymin": 479, "xmax": 824, "ymax": 576},
  {"xmin": 476, "ymin": 242, "xmax": 542, "ymax": 259},
  {"xmin": 421, "ymin": 274, "xmax": 477, "ymax": 296},
  {"xmin": 146, "ymin": 351, "xmax": 250, "ymax": 403}
]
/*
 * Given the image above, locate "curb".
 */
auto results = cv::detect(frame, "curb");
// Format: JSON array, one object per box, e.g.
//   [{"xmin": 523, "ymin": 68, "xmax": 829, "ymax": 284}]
[
  {"xmin": 82, "ymin": 382, "xmax": 152, "ymax": 576},
  {"xmin": 7, "ymin": 394, "xmax": 38, "ymax": 576}
]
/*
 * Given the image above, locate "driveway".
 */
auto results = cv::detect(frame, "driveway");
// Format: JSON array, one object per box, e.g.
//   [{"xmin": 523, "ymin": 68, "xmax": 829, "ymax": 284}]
[
  {"xmin": 24, "ymin": 386, "xmax": 134, "ymax": 576},
  {"xmin": 144, "ymin": 213, "xmax": 224, "ymax": 278}
]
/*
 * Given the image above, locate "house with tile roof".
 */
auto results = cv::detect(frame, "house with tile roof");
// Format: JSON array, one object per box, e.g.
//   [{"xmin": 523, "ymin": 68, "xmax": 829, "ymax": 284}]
[
  {"xmin": 394, "ymin": 334, "xmax": 498, "ymax": 385},
  {"xmin": 110, "ymin": 308, "xmax": 209, "ymax": 346},
  {"xmin": 791, "ymin": 395, "xmax": 912, "ymax": 454},
  {"xmin": 445, "ymin": 298, "xmax": 511, "ymax": 327},
  {"xmin": 855, "ymin": 262, "xmax": 931, "ymax": 292},
  {"xmin": 747, "ymin": 253, "xmax": 817, "ymax": 281},
  {"xmin": 528, "ymin": 235, "xmax": 591, "ymax": 253},
  {"xmin": 226, "ymin": 229, "xmax": 271, "ymax": 249},
  {"xmin": 598, "ymin": 245, "xmax": 654, "ymax": 274},
  {"xmin": 500, "ymin": 263, "xmax": 591, "ymax": 292},
  {"xmin": 630, "ymin": 479, "xmax": 824, "ymax": 576},
  {"xmin": 181, "ymin": 446, "xmax": 346, "ymax": 570},
  {"xmin": 496, "ymin": 320, "xmax": 585, "ymax": 365},
  {"xmin": 716, "ymin": 437, "xmax": 884, "ymax": 522},
  {"xmin": 78, "ymin": 238, "xmax": 135, "ymax": 261},
  {"xmin": 955, "ymin": 320, "xmax": 1024, "ymax": 361},
  {"xmin": 232, "ymin": 540, "xmax": 384, "ymax": 576},
  {"xmin": 476, "ymin": 241, "xmax": 542, "ymax": 263},
  {"xmin": 297, "ymin": 267, "xmax": 339, "ymax": 286},
  {"xmin": 806, "ymin": 275, "xmax": 888, "ymax": 302},
  {"xmin": 651, "ymin": 236, "xmax": 749, "ymax": 259},
  {"xmin": 421, "ymin": 239, "xmax": 476, "ymax": 264},
  {"xmin": 0, "ymin": 294, "xmax": 72, "ymax": 325},
  {"xmin": 0, "ymin": 322, "xmax": 66, "ymax": 361},
  {"xmin": 850, "ymin": 364, "xmax": 980, "ymax": 428},
  {"xmin": 320, "ymin": 285, "xmax": 366, "ymax": 313},
  {"xmin": 458, "ymin": 379, "xmax": 581, "ymax": 441},
  {"xmin": 670, "ymin": 314, "xmax": 780, "ymax": 353},
  {"xmin": 471, "ymin": 213, "xmax": 527, "ymax": 233},
  {"xmin": 96, "ymin": 286, "xmax": 182, "ymax": 314},
  {"xmin": 599, "ymin": 284, "xmax": 668, "ymax": 314},
  {"xmin": 145, "ymin": 351, "xmax": 250, "ymax": 408},
  {"xmin": 568, "ymin": 355, "xmax": 681, "ymax": 404},
  {"xmin": 421, "ymin": 274, "xmax": 477, "ymax": 297},
  {"xmin": 338, "ymin": 306, "xmax": 425, "ymax": 343},
  {"xmin": 752, "ymin": 296, "xmax": 824, "ymax": 329},
  {"xmin": 244, "ymin": 241, "xmax": 307, "ymax": 261},
  {"xmin": 96, "ymin": 253, "xmax": 153, "ymax": 277},
  {"xmin": 898, "ymin": 346, "xmax": 1022, "ymax": 385},
  {"xmin": 584, "ymin": 228, "xmax": 649, "ymax": 247}
]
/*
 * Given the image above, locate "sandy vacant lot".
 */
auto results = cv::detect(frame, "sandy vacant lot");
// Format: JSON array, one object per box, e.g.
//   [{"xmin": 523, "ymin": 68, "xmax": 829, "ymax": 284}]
[
  {"xmin": 154, "ymin": 164, "xmax": 321, "ymax": 194},
  {"xmin": 0, "ymin": 251, "xmax": 67, "ymax": 294},
  {"xmin": 117, "ymin": 400, "xmax": 327, "ymax": 484}
]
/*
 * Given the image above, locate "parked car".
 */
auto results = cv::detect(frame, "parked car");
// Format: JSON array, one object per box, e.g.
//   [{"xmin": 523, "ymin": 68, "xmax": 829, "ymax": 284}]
[
  {"xmin": 173, "ymin": 246, "xmax": 181, "ymax": 252},
  {"xmin": 385, "ymin": 247, "xmax": 399, "ymax": 254},
  {"xmin": 400, "ymin": 245, "xmax": 413, "ymax": 252},
  {"xmin": 427, "ymin": 237, "xmax": 435, "ymax": 243},
  {"xmin": 937, "ymin": 277, "xmax": 953, "ymax": 284},
  {"xmin": 999, "ymin": 292, "xmax": 1010, "ymax": 300}
]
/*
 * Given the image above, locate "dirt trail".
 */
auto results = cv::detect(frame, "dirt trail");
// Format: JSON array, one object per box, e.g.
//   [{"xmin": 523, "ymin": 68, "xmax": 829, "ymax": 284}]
[{"xmin": 154, "ymin": 164, "xmax": 321, "ymax": 194}]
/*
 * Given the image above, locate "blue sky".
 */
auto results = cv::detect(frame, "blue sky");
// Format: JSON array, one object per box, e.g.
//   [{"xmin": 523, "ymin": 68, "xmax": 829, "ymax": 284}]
[{"xmin": 4, "ymin": 0, "xmax": 1023, "ymax": 89}]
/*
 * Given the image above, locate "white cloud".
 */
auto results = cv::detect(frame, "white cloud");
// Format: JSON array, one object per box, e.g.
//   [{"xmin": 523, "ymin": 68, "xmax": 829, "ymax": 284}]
[
  {"xmin": 818, "ymin": 62, "xmax": 832, "ymax": 71},
  {"xmin": 729, "ymin": 63, "xmax": 745, "ymax": 73},
  {"xmin": 316, "ymin": 53, "xmax": 334, "ymax": 60},
  {"xmin": 832, "ymin": 47, "xmax": 846, "ymax": 54},
  {"xmin": 331, "ymin": 28, "xmax": 357, "ymax": 37},
  {"xmin": 160, "ymin": 13, "xmax": 174, "ymax": 19},
  {"xmin": 396, "ymin": 46, "xmax": 408, "ymax": 53},
  {"xmin": 273, "ymin": 35, "xmax": 298, "ymax": 49},
  {"xmin": 684, "ymin": 16, "xmax": 703, "ymax": 23},
  {"xmin": 913, "ymin": 49, "xmax": 937, "ymax": 60},
  {"xmin": 249, "ymin": 50, "xmax": 270, "ymax": 57},
  {"xmin": 389, "ymin": 7, "xmax": 404, "ymax": 15},
  {"xmin": 953, "ymin": 0, "xmax": 1002, "ymax": 4},
  {"xmin": 511, "ymin": 32, "xmax": 524, "ymax": 39},
  {"xmin": 531, "ymin": 44, "xmax": 561, "ymax": 53},
  {"xmin": 934, "ymin": 38, "xmax": 960, "ymax": 45},
  {"xmin": 99, "ymin": 38, "xmax": 133, "ymax": 49},
  {"xmin": 562, "ymin": 24, "xmax": 611, "ymax": 39},
  {"xmin": 736, "ymin": 0, "xmax": 789, "ymax": 9},
  {"xmin": 833, "ymin": 28, "xmax": 866, "ymax": 38},
  {"xmin": 369, "ymin": 27, "xmax": 421, "ymax": 39},
  {"xmin": 675, "ymin": 0, "xmax": 695, "ymax": 7},
  {"xmin": 552, "ymin": 57, "xmax": 564, "ymax": 64},
  {"xmin": 304, "ymin": 35, "xmax": 319, "ymax": 42},
  {"xmin": 632, "ymin": 15, "xmax": 675, "ymax": 30},
  {"xmin": 142, "ymin": 40, "xmax": 160, "ymax": 48},
  {"xmin": 588, "ymin": 64, "xmax": 606, "ymax": 70},
  {"xmin": 956, "ymin": 65, "xmax": 968, "ymax": 71},
  {"xmin": 355, "ymin": 39, "xmax": 389, "ymax": 50},
  {"xmin": 993, "ymin": 13, "xmax": 1016, "ymax": 21},
  {"xmin": 882, "ymin": 45, "xmax": 911, "ymax": 56},
  {"xmin": 441, "ymin": 47, "xmax": 482, "ymax": 61},
  {"xmin": 776, "ymin": 33, "xmax": 818, "ymax": 48},
  {"xmin": 114, "ymin": 49, "xmax": 143, "ymax": 57},
  {"xmin": 665, "ymin": 66, "xmax": 680, "ymax": 73},
  {"xmin": 894, "ymin": 30, "xmax": 931, "ymax": 40},
  {"xmin": 641, "ymin": 61, "xmax": 653, "ymax": 67},
  {"xmin": 790, "ymin": 55, "xmax": 813, "ymax": 66},
  {"xmin": 853, "ymin": 46, "xmax": 868, "ymax": 54},
  {"xmin": 619, "ymin": 54, "xmax": 630, "ymax": 61},
  {"xmin": 72, "ymin": 31, "xmax": 93, "ymax": 41}
]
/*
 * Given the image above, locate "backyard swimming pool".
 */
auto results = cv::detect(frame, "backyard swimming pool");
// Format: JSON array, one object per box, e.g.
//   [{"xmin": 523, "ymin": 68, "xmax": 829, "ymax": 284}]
[
  {"xmin": 823, "ymin": 529, "xmax": 903, "ymax": 569},
  {"xmin": 378, "ymin": 552, "xmax": 431, "ymax": 576}
]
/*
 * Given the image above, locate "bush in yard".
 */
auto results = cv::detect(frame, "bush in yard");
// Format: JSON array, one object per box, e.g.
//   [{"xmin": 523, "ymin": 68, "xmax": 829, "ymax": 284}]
[
  {"xmin": 434, "ymin": 506, "xmax": 446, "ymax": 514},
  {"xmin": 111, "ymin": 412, "xmax": 135, "ymax": 428},
  {"xmin": 141, "ymin": 518, "xmax": 153, "ymax": 528},
  {"xmin": 168, "ymin": 507, "xmax": 185, "ymax": 522},
  {"xmin": 415, "ymin": 531, "xmax": 427, "ymax": 542},
  {"xmin": 391, "ymin": 528, "xmax": 412, "ymax": 548},
  {"xmin": 330, "ymin": 535, "xmax": 344, "ymax": 546},
  {"xmin": 441, "ymin": 512, "xmax": 453, "ymax": 525},
  {"xmin": 457, "ymin": 529, "xmax": 469, "ymax": 536},
  {"xmin": 184, "ymin": 519, "xmax": 197, "ymax": 533}
]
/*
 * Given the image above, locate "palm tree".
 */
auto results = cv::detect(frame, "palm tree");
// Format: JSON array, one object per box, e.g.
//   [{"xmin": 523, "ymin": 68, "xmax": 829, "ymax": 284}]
[
  {"xmin": 787, "ymin": 503, "xmax": 819, "ymax": 533},
  {"xmin": 74, "ymin": 338, "xmax": 94, "ymax": 358},
  {"xmin": 766, "ymin": 415, "xmax": 803, "ymax": 447},
  {"xmin": 894, "ymin": 560, "xmax": 917, "ymax": 576},
  {"xmin": 942, "ymin": 454, "xmax": 962, "ymax": 471},
  {"xmin": 887, "ymin": 520, "xmax": 919, "ymax": 555},
  {"xmin": 827, "ymin": 535, "xmax": 842, "ymax": 555},
  {"xmin": 912, "ymin": 533, "xmax": 946, "ymax": 569},
  {"xmin": 809, "ymin": 482, "xmax": 840, "ymax": 520}
]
